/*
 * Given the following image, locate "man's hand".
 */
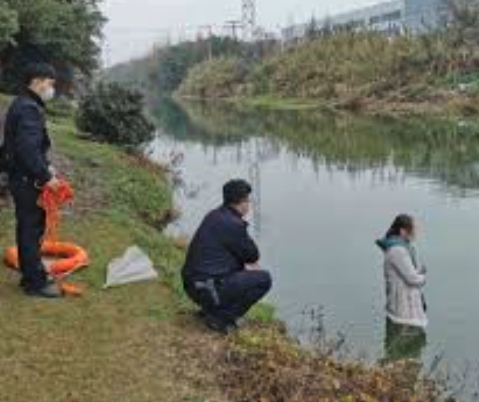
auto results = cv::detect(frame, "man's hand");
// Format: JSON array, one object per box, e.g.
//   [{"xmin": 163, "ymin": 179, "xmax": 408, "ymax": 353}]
[
  {"xmin": 245, "ymin": 262, "xmax": 261, "ymax": 271},
  {"xmin": 48, "ymin": 166, "xmax": 58, "ymax": 177},
  {"xmin": 46, "ymin": 176, "xmax": 61, "ymax": 191}
]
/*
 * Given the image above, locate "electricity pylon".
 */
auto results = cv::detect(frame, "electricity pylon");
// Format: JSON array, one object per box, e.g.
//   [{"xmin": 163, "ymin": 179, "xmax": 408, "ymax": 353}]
[{"xmin": 242, "ymin": 0, "xmax": 256, "ymax": 41}]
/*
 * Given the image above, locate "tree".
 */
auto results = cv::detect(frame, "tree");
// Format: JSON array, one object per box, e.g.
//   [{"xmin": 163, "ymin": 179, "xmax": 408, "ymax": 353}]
[
  {"xmin": 0, "ymin": 0, "xmax": 105, "ymax": 92},
  {"xmin": 0, "ymin": 2, "xmax": 18, "ymax": 51}
]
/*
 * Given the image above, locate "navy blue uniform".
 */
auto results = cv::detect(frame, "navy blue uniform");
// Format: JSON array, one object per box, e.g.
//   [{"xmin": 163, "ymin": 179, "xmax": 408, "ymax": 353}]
[
  {"xmin": 183, "ymin": 206, "xmax": 272, "ymax": 322},
  {"xmin": 3, "ymin": 90, "xmax": 53, "ymax": 291}
]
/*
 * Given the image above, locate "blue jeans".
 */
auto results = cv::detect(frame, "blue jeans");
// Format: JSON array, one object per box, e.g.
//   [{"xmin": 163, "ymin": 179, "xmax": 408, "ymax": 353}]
[{"xmin": 185, "ymin": 270, "xmax": 273, "ymax": 322}]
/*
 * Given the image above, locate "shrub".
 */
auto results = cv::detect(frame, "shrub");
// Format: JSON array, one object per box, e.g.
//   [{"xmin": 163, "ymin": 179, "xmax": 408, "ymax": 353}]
[
  {"xmin": 76, "ymin": 83, "xmax": 154, "ymax": 145},
  {"xmin": 177, "ymin": 57, "xmax": 249, "ymax": 98},
  {"xmin": 224, "ymin": 326, "xmax": 444, "ymax": 402}
]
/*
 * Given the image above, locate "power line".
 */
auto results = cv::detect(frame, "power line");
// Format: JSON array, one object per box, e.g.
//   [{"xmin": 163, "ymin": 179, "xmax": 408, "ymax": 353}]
[{"xmin": 197, "ymin": 25, "xmax": 214, "ymax": 60}]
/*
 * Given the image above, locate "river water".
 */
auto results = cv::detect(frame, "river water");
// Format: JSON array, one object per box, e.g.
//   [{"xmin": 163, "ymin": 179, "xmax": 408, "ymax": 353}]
[{"xmin": 147, "ymin": 99, "xmax": 479, "ymax": 394}]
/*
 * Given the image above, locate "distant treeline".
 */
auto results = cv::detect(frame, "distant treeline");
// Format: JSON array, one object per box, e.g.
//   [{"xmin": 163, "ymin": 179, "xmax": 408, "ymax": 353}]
[
  {"xmin": 0, "ymin": 0, "xmax": 105, "ymax": 93},
  {"xmin": 104, "ymin": 37, "xmax": 277, "ymax": 98}
]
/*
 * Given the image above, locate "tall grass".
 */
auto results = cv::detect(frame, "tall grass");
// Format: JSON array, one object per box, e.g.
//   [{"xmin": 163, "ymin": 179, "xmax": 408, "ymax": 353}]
[{"xmin": 178, "ymin": 2, "xmax": 479, "ymax": 112}]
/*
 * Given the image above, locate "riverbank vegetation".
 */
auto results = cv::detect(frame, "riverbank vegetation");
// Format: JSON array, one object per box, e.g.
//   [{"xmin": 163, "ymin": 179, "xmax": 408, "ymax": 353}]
[
  {"xmin": 110, "ymin": 1, "xmax": 479, "ymax": 117},
  {"xmin": 178, "ymin": 0, "xmax": 479, "ymax": 115},
  {"xmin": 77, "ymin": 82, "xmax": 155, "ymax": 146}
]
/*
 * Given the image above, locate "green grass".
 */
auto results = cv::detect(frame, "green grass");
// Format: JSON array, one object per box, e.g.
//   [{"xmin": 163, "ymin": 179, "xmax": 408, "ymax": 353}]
[
  {"xmin": 0, "ymin": 107, "xmax": 226, "ymax": 402},
  {"xmin": 248, "ymin": 302, "xmax": 276, "ymax": 323},
  {"xmin": 233, "ymin": 96, "xmax": 322, "ymax": 111}
]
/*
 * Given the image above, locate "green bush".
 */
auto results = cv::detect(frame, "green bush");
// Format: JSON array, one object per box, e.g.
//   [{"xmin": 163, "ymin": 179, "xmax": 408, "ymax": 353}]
[
  {"xmin": 76, "ymin": 83, "xmax": 155, "ymax": 145},
  {"xmin": 177, "ymin": 57, "xmax": 249, "ymax": 98}
]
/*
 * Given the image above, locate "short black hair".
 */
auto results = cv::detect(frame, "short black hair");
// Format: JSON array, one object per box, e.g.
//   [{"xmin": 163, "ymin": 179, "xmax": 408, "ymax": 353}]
[
  {"xmin": 223, "ymin": 179, "xmax": 252, "ymax": 206},
  {"xmin": 22, "ymin": 63, "xmax": 57, "ymax": 86}
]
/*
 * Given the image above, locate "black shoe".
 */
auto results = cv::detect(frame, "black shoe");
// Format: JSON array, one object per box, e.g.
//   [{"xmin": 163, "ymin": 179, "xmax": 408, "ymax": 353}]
[
  {"xmin": 20, "ymin": 276, "xmax": 54, "ymax": 289},
  {"xmin": 25, "ymin": 283, "xmax": 63, "ymax": 299},
  {"xmin": 202, "ymin": 314, "xmax": 238, "ymax": 335},
  {"xmin": 194, "ymin": 309, "xmax": 207, "ymax": 320}
]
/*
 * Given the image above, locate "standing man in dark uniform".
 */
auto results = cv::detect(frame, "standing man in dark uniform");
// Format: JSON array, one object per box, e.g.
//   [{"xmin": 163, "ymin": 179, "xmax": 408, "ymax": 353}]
[
  {"xmin": 182, "ymin": 179, "xmax": 272, "ymax": 334},
  {"xmin": 3, "ymin": 63, "xmax": 62, "ymax": 298}
]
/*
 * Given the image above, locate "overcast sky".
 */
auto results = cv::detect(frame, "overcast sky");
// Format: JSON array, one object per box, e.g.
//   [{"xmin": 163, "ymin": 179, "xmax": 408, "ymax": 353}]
[{"xmin": 102, "ymin": 0, "xmax": 385, "ymax": 66}]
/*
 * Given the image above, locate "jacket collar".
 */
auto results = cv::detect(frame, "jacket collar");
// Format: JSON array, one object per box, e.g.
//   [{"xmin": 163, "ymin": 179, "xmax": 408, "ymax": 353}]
[
  {"xmin": 376, "ymin": 236, "xmax": 409, "ymax": 252},
  {"xmin": 221, "ymin": 205, "xmax": 248, "ymax": 225},
  {"xmin": 376, "ymin": 235, "xmax": 418, "ymax": 267},
  {"xmin": 25, "ymin": 88, "xmax": 46, "ymax": 109}
]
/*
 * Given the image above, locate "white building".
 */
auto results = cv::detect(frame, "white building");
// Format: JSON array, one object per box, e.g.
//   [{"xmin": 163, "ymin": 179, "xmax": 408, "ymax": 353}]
[
  {"xmin": 282, "ymin": 0, "xmax": 452, "ymax": 42},
  {"xmin": 282, "ymin": 0, "xmax": 405, "ymax": 42}
]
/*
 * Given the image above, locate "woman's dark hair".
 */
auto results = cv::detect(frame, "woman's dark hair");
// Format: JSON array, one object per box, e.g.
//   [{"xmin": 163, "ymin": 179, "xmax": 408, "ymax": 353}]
[
  {"xmin": 22, "ymin": 63, "xmax": 57, "ymax": 86},
  {"xmin": 386, "ymin": 214, "xmax": 414, "ymax": 238},
  {"xmin": 223, "ymin": 179, "xmax": 252, "ymax": 206}
]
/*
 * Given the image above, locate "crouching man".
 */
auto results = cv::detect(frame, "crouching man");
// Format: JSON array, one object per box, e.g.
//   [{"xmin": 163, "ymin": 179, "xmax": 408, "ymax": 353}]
[{"xmin": 182, "ymin": 179, "xmax": 272, "ymax": 334}]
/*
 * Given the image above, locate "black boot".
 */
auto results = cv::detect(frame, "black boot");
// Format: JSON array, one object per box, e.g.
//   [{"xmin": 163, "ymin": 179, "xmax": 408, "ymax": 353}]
[{"xmin": 202, "ymin": 313, "xmax": 238, "ymax": 335}]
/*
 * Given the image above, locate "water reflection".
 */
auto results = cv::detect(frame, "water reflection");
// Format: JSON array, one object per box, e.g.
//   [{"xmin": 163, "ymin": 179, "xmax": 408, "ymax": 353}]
[{"xmin": 152, "ymin": 98, "xmax": 479, "ymax": 196}]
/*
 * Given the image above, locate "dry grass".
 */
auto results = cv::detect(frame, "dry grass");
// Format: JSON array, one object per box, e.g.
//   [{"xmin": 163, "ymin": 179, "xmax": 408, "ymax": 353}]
[{"xmin": 223, "ymin": 326, "xmax": 444, "ymax": 402}]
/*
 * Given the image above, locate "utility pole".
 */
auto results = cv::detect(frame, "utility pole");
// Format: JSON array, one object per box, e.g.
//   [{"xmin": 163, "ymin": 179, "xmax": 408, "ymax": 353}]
[
  {"xmin": 242, "ymin": 0, "xmax": 257, "ymax": 41},
  {"xmin": 249, "ymin": 143, "xmax": 262, "ymax": 238},
  {"xmin": 198, "ymin": 25, "xmax": 214, "ymax": 60},
  {"xmin": 224, "ymin": 20, "xmax": 243, "ymax": 40}
]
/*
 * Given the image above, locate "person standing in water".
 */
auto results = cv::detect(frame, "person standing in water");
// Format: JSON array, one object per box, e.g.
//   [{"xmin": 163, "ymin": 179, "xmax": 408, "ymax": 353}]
[{"xmin": 376, "ymin": 214, "xmax": 427, "ymax": 361}]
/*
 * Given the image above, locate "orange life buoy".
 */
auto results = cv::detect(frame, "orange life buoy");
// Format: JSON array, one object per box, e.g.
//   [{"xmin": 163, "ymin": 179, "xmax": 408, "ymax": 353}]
[{"xmin": 4, "ymin": 241, "xmax": 89, "ymax": 278}]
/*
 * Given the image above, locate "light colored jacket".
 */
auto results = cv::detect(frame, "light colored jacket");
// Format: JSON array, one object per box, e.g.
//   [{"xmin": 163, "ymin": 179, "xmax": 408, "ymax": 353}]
[{"xmin": 378, "ymin": 238, "xmax": 428, "ymax": 329}]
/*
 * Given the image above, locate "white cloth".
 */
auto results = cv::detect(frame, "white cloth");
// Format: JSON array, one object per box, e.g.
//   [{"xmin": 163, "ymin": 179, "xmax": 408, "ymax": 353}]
[
  {"xmin": 384, "ymin": 246, "xmax": 428, "ymax": 328},
  {"xmin": 104, "ymin": 246, "xmax": 158, "ymax": 288}
]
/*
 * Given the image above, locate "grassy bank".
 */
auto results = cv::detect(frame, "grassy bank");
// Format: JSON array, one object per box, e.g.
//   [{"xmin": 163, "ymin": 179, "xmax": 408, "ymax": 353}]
[
  {"xmin": 0, "ymin": 99, "xmax": 448, "ymax": 401},
  {"xmin": 176, "ymin": 25, "xmax": 479, "ymax": 117},
  {"xmin": 0, "ymin": 104, "xmax": 226, "ymax": 401},
  {"xmin": 176, "ymin": 94, "xmax": 324, "ymax": 113}
]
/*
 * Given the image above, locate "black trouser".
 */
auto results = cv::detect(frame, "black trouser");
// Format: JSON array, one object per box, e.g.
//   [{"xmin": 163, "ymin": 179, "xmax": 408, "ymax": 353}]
[
  {"xmin": 185, "ymin": 270, "xmax": 273, "ymax": 323},
  {"xmin": 9, "ymin": 178, "xmax": 48, "ymax": 291}
]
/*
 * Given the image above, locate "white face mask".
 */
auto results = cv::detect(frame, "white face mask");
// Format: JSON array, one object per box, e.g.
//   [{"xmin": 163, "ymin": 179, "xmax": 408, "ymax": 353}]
[{"xmin": 41, "ymin": 86, "xmax": 55, "ymax": 102}]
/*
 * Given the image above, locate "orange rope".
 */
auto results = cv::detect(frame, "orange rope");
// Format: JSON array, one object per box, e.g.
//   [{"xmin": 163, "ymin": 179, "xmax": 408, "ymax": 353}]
[
  {"xmin": 37, "ymin": 180, "xmax": 85, "ymax": 296},
  {"xmin": 38, "ymin": 180, "xmax": 74, "ymax": 242}
]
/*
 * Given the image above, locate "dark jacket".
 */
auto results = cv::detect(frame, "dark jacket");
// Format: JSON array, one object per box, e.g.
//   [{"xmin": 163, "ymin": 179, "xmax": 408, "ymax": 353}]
[
  {"xmin": 3, "ymin": 89, "xmax": 52, "ymax": 186},
  {"xmin": 182, "ymin": 206, "xmax": 260, "ymax": 282}
]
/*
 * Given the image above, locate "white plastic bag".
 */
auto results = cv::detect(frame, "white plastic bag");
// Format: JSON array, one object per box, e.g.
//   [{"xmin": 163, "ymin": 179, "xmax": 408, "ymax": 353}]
[{"xmin": 104, "ymin": 246, "xmax": 158, "ymax": 289}]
